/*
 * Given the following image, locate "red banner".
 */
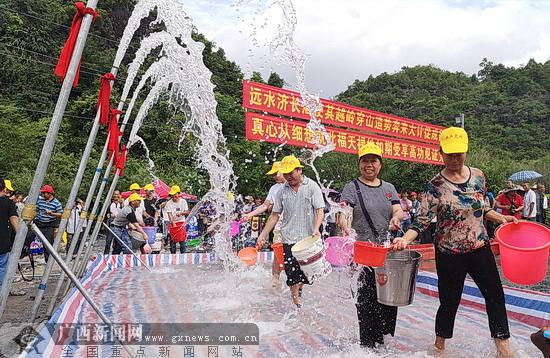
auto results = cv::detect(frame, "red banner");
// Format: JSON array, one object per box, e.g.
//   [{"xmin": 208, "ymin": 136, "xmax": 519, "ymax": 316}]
[
  {"xmin": 245, "ymin": 112, "xmax": 443, "ymax": 165},
  {"xmin": 243, "ymin": 81, "xmax": 445, "ymax": 144}
]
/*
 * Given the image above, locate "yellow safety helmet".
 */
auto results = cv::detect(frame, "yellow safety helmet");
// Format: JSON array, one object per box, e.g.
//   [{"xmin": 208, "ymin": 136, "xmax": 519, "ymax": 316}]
[
  {"xmin": 129, "ymin": 183, "xmax": 141, "ymax": 191},
  {"xmin": 168, "ymin": 185, "xmax": 181, "ymax": 196},
  {"xmin": 266, "ymin": 161, "xmax": 282, "ymax": 175},
  {"xmin": 143, "ymin": 183, "xmax": 155, "ymax": 191},
  {"xmin": 358, "ymin": 142, "xmax": 382, "ymax": 158},
  {"xmin": 128, "ymin": 193, "xmax": 144, "ymax": 202},
  {"xmin": 4, "ymin": 180, "xmax": 14, "ymax": 192},
  {"xmin": 279, "ymin": 155, "xmax": 303, "ymax": 174}
]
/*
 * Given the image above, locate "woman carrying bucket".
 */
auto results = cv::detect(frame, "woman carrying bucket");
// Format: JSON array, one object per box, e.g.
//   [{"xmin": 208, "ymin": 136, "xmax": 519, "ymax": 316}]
[
  {"xmin": 338, "ymin": 142, "xmax": 404, "ymax": 349},
  {"xmin": 393, "ymin": 127, "xmax": 518, "ymax": 357}
]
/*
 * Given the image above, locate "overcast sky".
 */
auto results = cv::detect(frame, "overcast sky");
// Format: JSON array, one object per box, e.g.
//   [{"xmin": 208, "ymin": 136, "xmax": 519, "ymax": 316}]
[{"xmin": 181, "ymin": 0, "xmax": 550, "ymax": 98}]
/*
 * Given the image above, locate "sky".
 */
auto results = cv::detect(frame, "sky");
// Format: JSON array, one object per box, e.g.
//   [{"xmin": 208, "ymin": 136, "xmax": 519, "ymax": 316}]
[{"xmin": 181, "ymin": 0, "xmax": 550, "ymax": 98}]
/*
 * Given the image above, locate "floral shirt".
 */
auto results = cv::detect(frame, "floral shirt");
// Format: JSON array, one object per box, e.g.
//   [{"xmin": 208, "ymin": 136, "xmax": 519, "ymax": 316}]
[{"xmin": 411, "ymin": 167, "xmax": 492, "ymax": 255}]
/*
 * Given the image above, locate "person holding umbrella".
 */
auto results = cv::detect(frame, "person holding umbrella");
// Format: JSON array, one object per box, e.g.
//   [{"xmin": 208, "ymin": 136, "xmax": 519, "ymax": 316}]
[{"xmin": 393, "ymin": 127, "xmax": 517, "ymax": 357}]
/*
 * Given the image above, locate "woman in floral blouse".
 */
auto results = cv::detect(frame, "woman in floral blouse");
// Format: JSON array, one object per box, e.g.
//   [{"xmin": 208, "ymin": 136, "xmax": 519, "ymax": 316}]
[{"xmin": 394, "ymin": 127, "xmax": 517, "ymax": 358}]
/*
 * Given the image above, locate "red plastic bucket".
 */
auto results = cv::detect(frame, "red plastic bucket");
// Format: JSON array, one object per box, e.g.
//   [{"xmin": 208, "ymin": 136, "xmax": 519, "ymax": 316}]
[
  {"xmin": 238, "ymin": 247, "xmax": 258, "ymax": 266},
  {"xmin": 353, "ymin": 241, "xmax": 391, "ymax": 267},
  {"xmin": 169, "ymin": 222, "xmax": 187, "ymax": 243},
  {"xmin": 496, "ymin": 221, "xmax": 550, "ymax": 285},
  {"xmin": 272, "ymin": 243, "xmax": 284, "ymax": 268}
]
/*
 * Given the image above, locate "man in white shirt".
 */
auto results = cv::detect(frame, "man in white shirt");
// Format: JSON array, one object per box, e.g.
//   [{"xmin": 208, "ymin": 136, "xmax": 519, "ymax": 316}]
[
  {"xmin": 522, "ymin": 182, "xmax": 537, "ymax": 221},
  {"xmin": 243, "ymin": 161, "xmax": 285, "ymax": 286}
]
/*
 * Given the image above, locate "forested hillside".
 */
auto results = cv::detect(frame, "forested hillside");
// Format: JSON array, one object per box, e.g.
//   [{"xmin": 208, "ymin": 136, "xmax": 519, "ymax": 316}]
[{"xmin": 1, "ymin": 0, "xmax": 549, "ymax": 202}]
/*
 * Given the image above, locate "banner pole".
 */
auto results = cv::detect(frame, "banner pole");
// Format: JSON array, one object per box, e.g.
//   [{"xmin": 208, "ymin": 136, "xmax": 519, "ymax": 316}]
[{"xmin": 0, "ymin": 0, "xmax": 99, "ymax": 321}]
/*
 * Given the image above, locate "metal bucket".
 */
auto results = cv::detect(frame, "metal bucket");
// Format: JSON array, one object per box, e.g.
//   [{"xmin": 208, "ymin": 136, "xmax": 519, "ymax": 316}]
[{"xmin": 374, "ymin": 250, "xmax": 421, "ymax": 307}]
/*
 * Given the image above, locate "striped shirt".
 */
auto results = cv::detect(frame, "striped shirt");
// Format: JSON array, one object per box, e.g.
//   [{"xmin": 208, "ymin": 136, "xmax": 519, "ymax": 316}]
[
  {"xmin": 272, "ymin": 176, "xmax": 325, "ymax": 244},
  {"xmin": 35, "ymin": 196, "xmax": 63, "ymax": 224}
]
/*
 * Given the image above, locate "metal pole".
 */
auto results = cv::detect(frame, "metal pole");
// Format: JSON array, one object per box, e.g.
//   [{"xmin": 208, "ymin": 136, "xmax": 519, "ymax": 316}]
[
  {"xmin": 32, "ymin": 224, "xmax": 134, "ymax": 356},
  {"xmin": 29, "ymin": 69, "xmax": 118, "ymax": 323},
  {"xmin": 47, "ymin": 102, "xmax": 125, "ymax": 316},
  {"xmin": 76, "ymin": 171, "xmax": 121, "ymax": 278},
  {"xmin": 0, "ymin": 0, "xmax": 99, "ymax": 320},
  {"xmin": 31, "ymin": 224, "xmax": 112, "ymax": 325},
  {"xmin": 102, "ymin": 223, "xmax": 152, "ymax": 272}
]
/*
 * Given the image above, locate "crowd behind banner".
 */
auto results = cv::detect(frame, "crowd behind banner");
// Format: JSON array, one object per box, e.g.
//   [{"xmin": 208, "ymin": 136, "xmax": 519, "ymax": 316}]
[{"xmin": 0, "ymin": 175, "xmax": 548, "ymax": 287}]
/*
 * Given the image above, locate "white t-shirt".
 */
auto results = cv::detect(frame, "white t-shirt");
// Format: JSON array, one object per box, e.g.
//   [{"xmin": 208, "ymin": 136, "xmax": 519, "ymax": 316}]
[
  {"xmin": 523, "ymin": 189, "xmax": 537, "ymax": 218},
  {"xmin": 266, "ymin": 183, "xmax": 284, "ymax": 230},
  {"xmin": 123, "ymin": 198, "xmax": 145, "ymax": 224},
  {"xmin": 164, "ymin": 198, "xmax": 189, "ymax": 223}
]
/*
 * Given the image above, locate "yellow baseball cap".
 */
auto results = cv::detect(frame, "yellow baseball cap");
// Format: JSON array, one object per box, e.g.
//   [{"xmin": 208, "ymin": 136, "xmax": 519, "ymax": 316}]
[
  {"xmin": 358, "ymin": 142, "xmax": 382, "ymax": 158},
  {"xmin": 128, "ymin": 193, "xmax": 143, "ymax": 202},
  {"xmin": 266, "ymin": 161, "xmax": 282, "ymax": 175},
  {"xmin": 440, "ymin": 127, "xmax": 468, "ymax": 154},
  {"xmin": 4, "ymin": 180, "xmax": 14, "ymax": 192},
  {"xmin": 168, "ymin": 185, "xmax": 181, "ymax": 196},
  {"xmin": 279, "ymin": 155, "xmax": 303, "ymax": 174},
  {"xmin": 129, "ymin": 183, "xmax": 141, "ymax": 191},
  {"xmin": 143, "ymin": 183, "xmax": 155, "ymax": 191}
]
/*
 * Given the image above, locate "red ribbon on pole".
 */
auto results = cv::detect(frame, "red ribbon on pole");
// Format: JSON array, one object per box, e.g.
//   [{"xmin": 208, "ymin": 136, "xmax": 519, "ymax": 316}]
[
  {"xmin": 54, "ymin": 2, "xmax": 98, "ymax": 88},
  {"xmin": 97, "ymin": 73, "xmax": 116, "ymax": 125},
  {"xmin": 107, "ymin": 108, "xmax": 123, "ymax": 159},
  {"xmin": 115, "ymin": 145, "xmax": 128, "ymax": 177}
]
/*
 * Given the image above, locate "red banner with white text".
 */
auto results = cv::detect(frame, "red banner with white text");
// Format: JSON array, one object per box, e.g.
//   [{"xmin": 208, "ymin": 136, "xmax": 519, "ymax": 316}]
[
  {"xmin": 245, "ymin": 112, "xmax": 444, "ymax": 165},
  {"xmin": 243, "ymin": 80, "xmax": 445, "ymax": 144}
]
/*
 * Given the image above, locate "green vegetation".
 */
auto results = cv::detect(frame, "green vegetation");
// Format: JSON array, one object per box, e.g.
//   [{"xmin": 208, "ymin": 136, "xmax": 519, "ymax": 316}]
[{"xmin": 0, "ymin": 0, "xmax": 548, "ymax": 202}]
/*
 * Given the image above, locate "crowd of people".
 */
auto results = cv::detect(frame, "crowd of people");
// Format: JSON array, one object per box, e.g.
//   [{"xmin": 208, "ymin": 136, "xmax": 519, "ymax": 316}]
[{"xmin": 0, "ymin": 125, "xmax": 549, "ymax": 356}]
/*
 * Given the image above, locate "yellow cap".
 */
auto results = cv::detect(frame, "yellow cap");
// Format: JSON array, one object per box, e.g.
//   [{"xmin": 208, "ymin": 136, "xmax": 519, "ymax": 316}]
[
  {"xmin": 279, "ymin": 155, "xmax": 303, "ymax": 174},
  {"xmin": 129, "ymin": 183, "xmax": 141, "ymax": 191},
  {"xmin": 439, "ymin": 127, "xmax": 468, "ymax": 154},
  {"xmin": 4, "ymin": 180, "xmax": 14, "ymax": 192},
  {"xmin": 143, "ymin": 183, "xmax": 155, "ymax": 191},
  {"xmin": 128, "ymin": 193, "xmax": 143, "ymax": 202},
  {"xmin": 168, "ymin": 185, "xmax": 181, "ymax": 196},
  {"xmin": 266, "ymin": 161, "xmax": 282, "ymax": 175},
  {"xmin": 358, "ymin": 142, "xmax": 382, "ymax": 158}
]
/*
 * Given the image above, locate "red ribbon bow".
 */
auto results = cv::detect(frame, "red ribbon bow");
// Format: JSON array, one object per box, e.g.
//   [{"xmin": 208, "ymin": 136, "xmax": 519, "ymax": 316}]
[
  {"xmin": 97, "ymin": 73, "xmax": 116, "ymax": 125},
  {"xmin": 54, "ymin": 2, "xmax": 98, "ymax": 88},
  {"xmin": 108, "ymin": 109, "xmax": 123, "ymax": 160}
]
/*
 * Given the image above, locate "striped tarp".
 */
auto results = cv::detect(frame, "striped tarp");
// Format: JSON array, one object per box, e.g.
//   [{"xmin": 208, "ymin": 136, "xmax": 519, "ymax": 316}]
[{"xmin": 27, "ymin": 253, "xmax": 546, "ymax": 357}]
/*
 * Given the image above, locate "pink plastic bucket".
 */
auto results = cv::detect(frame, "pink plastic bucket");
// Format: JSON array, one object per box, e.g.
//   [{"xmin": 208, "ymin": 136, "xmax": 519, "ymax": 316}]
[
  {"xmin": 325, "ymin": 236, "xmax": 354, "ymax": 266},
  {"xmin": 495, "ymin": 221, "xmax": 550, "ymax": 285},
  {"xmin": 230, "ymin": 221, "xmax": 241, "ymax": 236}
]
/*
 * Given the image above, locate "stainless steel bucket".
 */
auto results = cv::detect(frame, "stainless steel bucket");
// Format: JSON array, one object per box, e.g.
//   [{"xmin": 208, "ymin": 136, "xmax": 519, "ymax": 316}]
[{"xmin": 374, "ymin": 250, "xmax": 422, "ymax": 307}]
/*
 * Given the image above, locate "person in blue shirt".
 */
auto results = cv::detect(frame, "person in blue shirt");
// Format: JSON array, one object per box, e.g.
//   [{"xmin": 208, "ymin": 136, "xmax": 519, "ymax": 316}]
[{"xmin": 29, "ymin": 185, "xmax": 63, "ymax": 262}]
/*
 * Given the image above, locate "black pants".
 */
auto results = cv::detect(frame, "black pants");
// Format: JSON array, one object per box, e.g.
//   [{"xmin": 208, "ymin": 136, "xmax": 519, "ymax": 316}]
[
  {"xmin": 435, "ymin": 245, "xmax": 510, "ymax": 339},
  {"xmin": 282, "ymin": 244, "xmax": 310, "ymax": 287},
  {"xmin": 356, "ymin": 267, "xmax": 397, "ymax": 347},
  {"xmin": 536, "ymin": 213, "xmax": 547, "ymax": 225}
]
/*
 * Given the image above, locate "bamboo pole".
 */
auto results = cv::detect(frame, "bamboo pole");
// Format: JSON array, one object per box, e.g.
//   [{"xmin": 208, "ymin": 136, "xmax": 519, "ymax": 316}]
[{"xmin": 0, "ymin": 0, "xmax": 99, "ymax": 320}]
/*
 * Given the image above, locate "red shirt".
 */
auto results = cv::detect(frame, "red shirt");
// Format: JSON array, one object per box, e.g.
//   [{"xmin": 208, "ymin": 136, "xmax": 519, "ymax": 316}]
[{"xmin": 496, "ymin": 193, "xmax": 524, "ymax": 219}]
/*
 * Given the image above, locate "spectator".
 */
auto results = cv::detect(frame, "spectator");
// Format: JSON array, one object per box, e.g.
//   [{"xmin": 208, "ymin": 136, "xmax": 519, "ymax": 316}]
[
  {"xmin": 66, "ymin": 197, "xmax": 86, "ymax": 254},
  {"xmin": 535, "ymin": 184, "xmax": 548, "ymax": 225},
  {"xmin": 0, "ymin": 179, "xmax": 19, "ymax": 288},
  {"xmin": 30, "ymin": 185, "xmax": 63, "ymax": 262},
  {"xmin": 143, "ymin": 183, "xmax": 158, "ymax": 226},
  {"xmin": 104, "ymin": 190, "xmax": 122, "ymax": 254},
  {"xmin": 399, "ymin": 192, "xmax": 412, "ymax": 234},
  {"xmin": 410, "ymin": 192, "xmax": 420, "ymax": 223},
  {"xmin": 495, "ymin": 187, "xmax": 524, "ymax": 220},
  {"xmin": 165, "ymin": 185, "xmax": 189, "ymax": 254},
  {"xmin": 253, "ymin": 197, "xmax": 263, "ymax": 211},
  {"xmin": 9, "ymin": 191, "xmax": 25, "ymax": 217},
  {"xmin": 522, "ymin": 182, "xmax": 537, "ymax": 221},
  {"xmin": 243, "ymin": 196, "xmax": 254, "ymax": 213}
]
